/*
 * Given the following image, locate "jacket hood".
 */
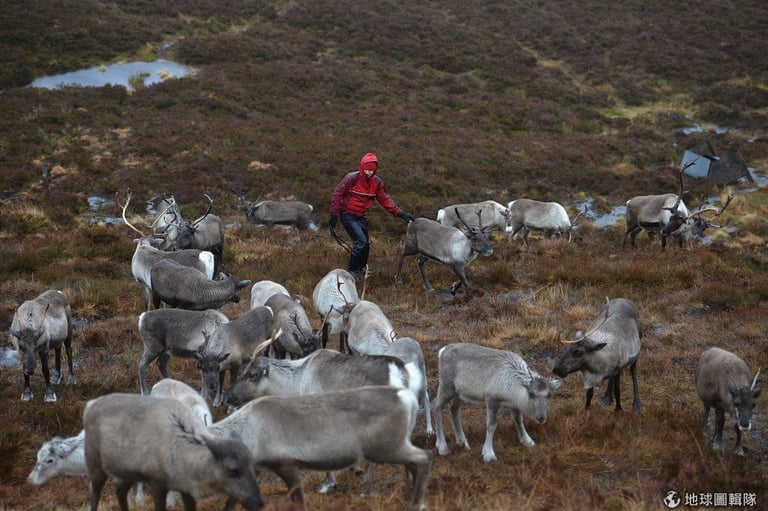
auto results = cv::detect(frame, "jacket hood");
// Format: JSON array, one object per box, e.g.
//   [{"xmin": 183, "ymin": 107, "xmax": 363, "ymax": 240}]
[{"xmin": 358, "ymin": 152, "xmax": 378, "ymax": 175}]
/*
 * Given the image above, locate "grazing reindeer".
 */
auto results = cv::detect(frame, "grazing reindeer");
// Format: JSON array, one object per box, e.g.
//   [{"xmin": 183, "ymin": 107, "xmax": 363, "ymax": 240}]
[
  {"xmin": 84, "ymin": 393, "xmax": 263, "ymax": 511},
  {"xmin": 395, "ymin": 208, "xmax": 493, "ymax": 295},
  {"xmin": 209, "ymin": 386, "xmax": 432, "ymax": 511},
  {"xmin": 246, "ymin": 199, "xmax": 314, "ymax": 229},
  {"xmin": 120, "ymin": 191, "xmax": 215, "ymax": 311},
  {"xmin": 507, "ymin": 199, "xmax": 581, "ymax": 245},
  {"xmin": 223, "ymin": 339, "xmax": 415, "ymax": 494},
  {"xmin": 195, "ymin": 306, "xmax": 275, "ymax": 407},
  {"xmin": 250, "ymin": 280, "xmax": 290, "ymax": 309},
  {"xmin": 149, "ymin": 195, "xmax": 182, "ymax": 234},
  {"xmin": 138, "ymin": 308, "xmax": 230, "ymax": 395},
  {"xmin": 28, "ymin": 378, "xmax": 212, "ymax": 508},
  {"xmin": 695, "ymin": 347, "xmax": 761, "ymax": 455},
  {"xmin": 437, "ymin": 200, "xmax": 512, "ymax": 234},
  {"xmin": 346, "ymin": 300, "xmax": 395, "ymax": 356},
  {"xmin": 10, "ymin": 289, "xmax": 75, "ymax": 403},
  {"xmin": 553, "ymin": 298, "xmax": 642, "ymax": 411},
  {"xmin": 662, "ymin": 193, "xmax": 735, "ymax": 242},
  {"xmin": 312, "ymin": 268, "xmax": 362, "ymax": 352},
  {"xmin": 434, "ymin": 343, "xmax": 560, "ymax": 461},
  {"xmin": 150, "ymin": 259, "xmax": 251, "ymax": 310},
  {"xmin": 265, "ymin": 293, "xmax": 320, "ymax": 359},
  {"xmin": 623, "ymin": 162, "xmax": 695, "ymax": 249}
]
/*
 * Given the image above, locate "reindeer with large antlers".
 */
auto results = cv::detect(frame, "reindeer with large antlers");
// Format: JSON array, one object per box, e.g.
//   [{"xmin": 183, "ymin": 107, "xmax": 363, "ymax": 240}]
[
  {"xmin": 662, "ymin": 193, "xmax": 735, "ymax": 242},
  {"xmin": 623, "ymin": 162, "xmax": 696, "ymax": 249},
  {"xmin": 553, "ymin": 297, "xmax": 642, "ymax": 411},
  {"xmin": 119, "ymin": 191, "xmax": 216, "ymax": 311},
  {"xmin": 159, "ymin": 193, "xmax": 225, "ymax": 274}
]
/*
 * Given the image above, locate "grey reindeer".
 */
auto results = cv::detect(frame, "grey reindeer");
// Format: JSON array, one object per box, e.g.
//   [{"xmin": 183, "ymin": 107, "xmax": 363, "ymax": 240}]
[
  {"xmin": 395, "ymin": 208, "xmax": 493, "ymax": 295},
  {"xmin": 695, "ymin": 347, "xmax": 761, "ymax": 455},
  {"xmin": 9, "ymin": 289, "xmax": 75, "ymax": 402},
  {"xmin": 553, "ymin": 297, "xmax": 642, "ymax": 411}
]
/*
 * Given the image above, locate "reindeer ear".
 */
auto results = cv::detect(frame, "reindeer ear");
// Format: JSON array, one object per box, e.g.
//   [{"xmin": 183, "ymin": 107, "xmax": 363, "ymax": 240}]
[
  {"xmin": 753, "ymin": 388, "xmax": 762, "ymax": 399},
  {"xmin": 585, "ymin": 341, "xmax": 607, "ymax": 353},
  {"xmin": 549, "ymin": 379, "xmax": 562, "ymax": 390}
]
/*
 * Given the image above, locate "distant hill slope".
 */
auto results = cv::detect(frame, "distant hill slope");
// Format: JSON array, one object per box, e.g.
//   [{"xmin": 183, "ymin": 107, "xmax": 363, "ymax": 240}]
[{"xmin": 0, "ymin": 0, "xmax": 765, "ymax": 221}]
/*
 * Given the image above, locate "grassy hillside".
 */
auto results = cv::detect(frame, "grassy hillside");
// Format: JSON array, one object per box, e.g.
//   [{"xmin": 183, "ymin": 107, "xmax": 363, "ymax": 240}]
[{"xmin": 0, "ymin": 1, "xmax": 767, "ymax": 510}]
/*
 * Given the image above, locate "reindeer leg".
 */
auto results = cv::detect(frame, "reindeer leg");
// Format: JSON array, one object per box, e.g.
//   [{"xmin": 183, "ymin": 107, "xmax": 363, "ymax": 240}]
[
  {"xmin": 321, "ymin": 321, "xmax": 330, "ymax": 349},
  {"xmin": 585, "ymin": 387, "xmax": 595, "ymax": 410},
  {"xmin": 21, "ymin": 373, "xmax": 33, "ymax": 401},
  {"xmin": 713, "ymin": 408, "xmax": 725, "ymax": 450},
  {"xmin": 449, "ymin": 264, "xmax": 469, "ymax": 295},
  {"xmin": 52, "ymin": 345, "xmax": 63, "ymax": 384},
  {"xmin": 601, "ymin": 378, "xmax": 614, "ymax": 407},
  {"xmin": 522, "ymin": 227, "xmax": 530, "ymax": 246},
  {"xmin": 394, "ymin": 247, "xmax": 410, "ymax": 285},
  {"xmin": 40, "ymin": 351, "xmax": 57, "ymax": 403},
  {"xmin": 64, "ymin": 337, "xmax": 76, "ymax": 384},
  {"xmin": 416, "ymin": 255, "xmax": 435, "ymax": 291},
  {"xmin": 613, "ymin": 373, "xmax": 622, "ymax": 411}
]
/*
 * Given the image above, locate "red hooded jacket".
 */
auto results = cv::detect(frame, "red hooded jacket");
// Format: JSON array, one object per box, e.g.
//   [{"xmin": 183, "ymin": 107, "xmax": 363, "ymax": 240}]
[{"xmin": 330, "ymin": 153, "xmax": 402, "ymax": 217}]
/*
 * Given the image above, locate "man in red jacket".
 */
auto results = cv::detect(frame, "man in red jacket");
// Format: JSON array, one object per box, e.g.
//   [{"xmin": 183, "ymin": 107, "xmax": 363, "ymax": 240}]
[{"xmin": 329, "ymin": 152, "xmax": 414, "ymax": 276}]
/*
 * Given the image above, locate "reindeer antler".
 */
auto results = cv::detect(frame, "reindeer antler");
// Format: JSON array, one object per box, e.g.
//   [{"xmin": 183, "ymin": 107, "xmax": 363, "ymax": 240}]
[
  {"xmin": 686, "ymin": 193, "xmax": 735, "ymax": 228},
  {"xmin": 250, "ymin": 329, "xmax": 281, "ymax": 359},
  {"xmin": 192, "ymin": 193, "xmax": 214, "ymax": 227},
  {"xmin": 571, "ymin": 204, "xmax": 587, "ymax": 226},
  {"xmin": 561, "ymin": 297, "xmax": 611, "ymax": 344},
  {"xmin": 117, "ymin": 189, "xmax": 147, "ymax": 236},
  {"xmin": 665, "ymin": 160, "xmax": 696, "ymax": 213},
  {"xmin": 150, "ymin": 202, "xmax": 177, "ymax": 232}
]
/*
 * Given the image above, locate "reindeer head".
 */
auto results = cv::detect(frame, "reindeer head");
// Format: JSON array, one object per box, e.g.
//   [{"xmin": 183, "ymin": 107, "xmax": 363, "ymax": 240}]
[
  {"xmin": 171, "ymin": 193, "xmax": 214, "ymax": 250},
  {"xmin": 455, "ymin": 207, "xmax": 493, "ymax": 257},
  {"xmin": 687, "ymin": 193, "xmax": 734, "ymax": 240},
  {"xmin": 553, "ymin": 298, "xmax": 612, "ymax": 378},
  {"xmin": 10, "ymin": 304, "xmax": 50, "ymax": 376}
]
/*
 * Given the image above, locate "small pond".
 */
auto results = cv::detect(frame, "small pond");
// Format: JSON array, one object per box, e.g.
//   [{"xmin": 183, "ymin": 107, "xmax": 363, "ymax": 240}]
[{"xmin": 27, "ymin": 59, "xmax": 195, "ymax": 90}]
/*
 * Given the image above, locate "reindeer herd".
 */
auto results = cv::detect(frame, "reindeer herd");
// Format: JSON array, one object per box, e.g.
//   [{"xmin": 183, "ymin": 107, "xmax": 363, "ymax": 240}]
[{"xmin": 8, "ymin": 165, "xmax": 758, "ymax": 511}]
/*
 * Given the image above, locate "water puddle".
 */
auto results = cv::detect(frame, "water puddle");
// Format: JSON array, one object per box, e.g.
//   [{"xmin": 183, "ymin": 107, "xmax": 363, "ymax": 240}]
[
  {"xmin": 0, "ymin": 347, "xmax": 20, "ymax": 367},
  {"xmin": 87, "ymin": 195, "xmax": 123, "ymax": 226},
  {"xmin": 574, "ymin": 198, "xmax": 626, "ymax": 227},
  {"xmin": 27, "ymin": 59, "xmax": 195, "ymax": 90},
  {"xmin": 675, "ymin": 123, "xmax": 731, "ymax": 135}
]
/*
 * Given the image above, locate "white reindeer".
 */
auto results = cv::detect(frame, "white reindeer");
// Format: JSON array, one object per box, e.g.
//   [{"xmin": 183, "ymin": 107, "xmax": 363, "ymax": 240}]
[{"xmin": 433, "ymin": 343, "xmax": 560, "ymax": 462}]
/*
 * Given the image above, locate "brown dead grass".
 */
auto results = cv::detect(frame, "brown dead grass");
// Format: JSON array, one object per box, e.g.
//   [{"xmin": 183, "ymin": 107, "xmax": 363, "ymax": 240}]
[{"xmin": 1, "ymin": 0, "xmax": 768, "ymax": 509}]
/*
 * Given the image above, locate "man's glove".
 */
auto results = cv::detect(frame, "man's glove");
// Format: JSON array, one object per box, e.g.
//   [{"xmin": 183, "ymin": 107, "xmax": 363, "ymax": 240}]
[
  {"xmin": 399, "ymin": 212, "xmax": 415, "ymax": 223},
  {"xmin": 329, "ymin": 215, "xmax": 338, "ymax": 230}
]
